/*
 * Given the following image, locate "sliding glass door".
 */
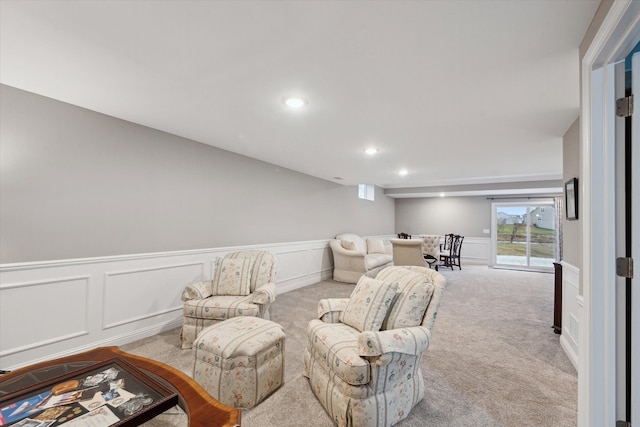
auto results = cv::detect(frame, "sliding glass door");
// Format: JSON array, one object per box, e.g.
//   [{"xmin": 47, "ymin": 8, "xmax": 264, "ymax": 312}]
[{"xmin": 491, "ymin": 201, "xmax": 557, "ymax": 271}]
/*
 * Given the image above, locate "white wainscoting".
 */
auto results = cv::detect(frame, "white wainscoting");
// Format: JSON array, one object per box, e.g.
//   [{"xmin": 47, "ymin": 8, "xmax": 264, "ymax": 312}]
[
  {"xmin": 559, "ymin": 261, "xmax": 580, "ymax": 371},
  {"xmin": 457, "ymin": 236, "xmax": 490, "ymax": 264},
  {"xmin": 0, "ymin": 240, "xmax": 333, "ymax": 370}
]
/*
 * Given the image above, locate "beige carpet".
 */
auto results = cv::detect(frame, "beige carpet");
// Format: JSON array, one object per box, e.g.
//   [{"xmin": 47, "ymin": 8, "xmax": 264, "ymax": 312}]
[{"xmin": 123, "ymin": 265, "xmax": 577, "ymax": 426}]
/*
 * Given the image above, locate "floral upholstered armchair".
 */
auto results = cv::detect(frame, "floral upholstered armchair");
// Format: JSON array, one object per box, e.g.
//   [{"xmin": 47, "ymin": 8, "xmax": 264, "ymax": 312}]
[
  {"xmin": 180, "ymin": 250, "xmax": 277, "ymax": 349},
  {"xmin": 303, "ymin": 266, "xmax": 446, "ymax": 427}
]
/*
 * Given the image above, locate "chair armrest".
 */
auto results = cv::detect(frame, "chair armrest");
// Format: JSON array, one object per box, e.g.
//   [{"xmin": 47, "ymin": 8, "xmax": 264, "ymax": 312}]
[
  {"xmin": 332, "ymin": 249, "xmax": 367, "ymax": 271},
  {"xmin": 333, "ymin": 247, "xmax": 366, "ymax": 258},
  {"xmin": 252, "ymin": 282, "xmax": 277, "ymax": 304},
  {"xmin": 358, "ymin": 326, "xmax": 431, "ymax": 357},
  {"xmin": 330, "ymin": 240, "xmax": 369, "ymax": 273},
  {"xmin": 181, "ymin": 280, "xmax": 213, "ymax": 302},
  {"xmin": 317, "ymin": 298, "xmax": 350, "ymax": 323}
]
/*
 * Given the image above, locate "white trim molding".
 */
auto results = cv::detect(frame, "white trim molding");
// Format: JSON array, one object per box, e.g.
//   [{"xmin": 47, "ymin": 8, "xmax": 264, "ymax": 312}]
[
  {"xmin": 559, "ymin": 261, "xmax": 580, "ymax": 371},
  {"xmin": 0, "ymin": 239, "xmax": 334, "ymax": 370},
  {"xmin": 456, "ymin": 236, "xmax": 490, "ymax": 264},
  {"xmin": 580, "ymin": 1, "xmax": 640, "ymax": 425}
]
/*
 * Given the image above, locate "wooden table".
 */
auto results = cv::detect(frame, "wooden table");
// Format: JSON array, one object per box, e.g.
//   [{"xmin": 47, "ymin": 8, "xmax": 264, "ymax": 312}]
[{"xmin": 0, "ymin": 346, "xmax": 241, "ymax": 426}]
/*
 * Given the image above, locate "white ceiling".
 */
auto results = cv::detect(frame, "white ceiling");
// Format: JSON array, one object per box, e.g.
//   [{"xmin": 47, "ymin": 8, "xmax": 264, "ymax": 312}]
[{"xmin": 0, "ymin": 0, "xmax": 600, "ymax": 191}]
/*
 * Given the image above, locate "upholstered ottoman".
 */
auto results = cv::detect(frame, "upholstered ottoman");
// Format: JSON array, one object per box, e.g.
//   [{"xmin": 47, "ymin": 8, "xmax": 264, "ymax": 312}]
[{"xmin": 192, "ymin": 316, "xmax": 285, "ymax": 409}]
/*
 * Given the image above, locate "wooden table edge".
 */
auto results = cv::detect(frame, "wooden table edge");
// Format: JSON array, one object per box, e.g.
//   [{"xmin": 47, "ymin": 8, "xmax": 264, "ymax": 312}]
[{"xmin": 0, "ymin": 346, "xmax": 241, "ymax": 427}]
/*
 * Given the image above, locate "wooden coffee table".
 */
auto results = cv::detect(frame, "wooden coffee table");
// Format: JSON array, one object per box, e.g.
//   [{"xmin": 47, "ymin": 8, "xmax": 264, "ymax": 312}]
[{"xmin": 0, "ymin": 346, "xmax": 241, "ymax": 426}]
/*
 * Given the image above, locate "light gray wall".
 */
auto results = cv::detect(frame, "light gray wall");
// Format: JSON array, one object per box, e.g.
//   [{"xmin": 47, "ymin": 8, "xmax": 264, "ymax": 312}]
[
  {"xmin": 394, "ymin": 196, "xmax": 492, "ymax": 238},
  {"xmin": 562, "ymin": 117, "xmax": 581, "ymax": 268},
  {"xmin": 0, "ymin": 85, "xmax": 395, "ymax": 263}
]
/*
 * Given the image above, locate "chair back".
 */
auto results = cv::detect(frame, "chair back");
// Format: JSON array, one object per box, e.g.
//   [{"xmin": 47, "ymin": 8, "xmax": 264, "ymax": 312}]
[
  {"xmin": 376, "ymin": 265, "xmax": 446, "ymax": 331},
  {"xmin": 451, "ymin": 235, "xmax": 464, "ymax": 257},
  {"xmin": 442, "ymin": 233, "xmax": 454, "ymax": 251},
  {"xmin": 390, "ymin": 239, "xmax": 427, "ymax": 267},
  {"xmin": 419, "ymin": 235, "xmax": 441, "ymax": 259},
  {"xmin": 224, "ymin": 251, "xmax": 276, "ymax": 292}
]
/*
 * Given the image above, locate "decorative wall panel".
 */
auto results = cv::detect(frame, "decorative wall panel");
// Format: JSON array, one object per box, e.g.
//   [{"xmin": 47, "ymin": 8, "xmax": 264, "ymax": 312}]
[
  {"xmin": 560, "ymin": 261, "xmax": 580, "ymax": 370},
  {"xmin": 103, "ymin": 262, "xmax": 204, "ymax": 329},
  {"xmin": 0, "ymin": 276, "xmax": 89, "ymax": 355}
]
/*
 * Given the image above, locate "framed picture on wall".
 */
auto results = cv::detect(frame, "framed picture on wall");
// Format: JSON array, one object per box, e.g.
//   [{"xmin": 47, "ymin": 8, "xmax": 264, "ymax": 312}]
[{"xmin": 565, "ymin": 178, "xmax": 578, "ymax": 220}]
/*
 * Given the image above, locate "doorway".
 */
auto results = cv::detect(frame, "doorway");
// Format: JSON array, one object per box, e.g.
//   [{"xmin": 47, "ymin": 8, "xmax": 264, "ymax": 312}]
[{"xmin": 580, "ymin": 1, "xmax": 640, "ymax": 424}]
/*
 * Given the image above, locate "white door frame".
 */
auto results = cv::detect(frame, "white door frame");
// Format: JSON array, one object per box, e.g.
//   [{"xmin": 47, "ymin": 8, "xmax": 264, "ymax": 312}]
[
  {"xmin": 580, "ymin": 1, "xmax": 640, "ymax": 425},
  {"xmin": 632, "ymin": 50, "xmax": 640, "ymax": 427}
]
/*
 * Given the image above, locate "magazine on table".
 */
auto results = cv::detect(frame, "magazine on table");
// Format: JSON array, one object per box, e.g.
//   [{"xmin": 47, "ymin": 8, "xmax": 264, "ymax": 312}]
[{"xmin": 0, "ymin": 360, "xmax": 175, "ymax": 427}]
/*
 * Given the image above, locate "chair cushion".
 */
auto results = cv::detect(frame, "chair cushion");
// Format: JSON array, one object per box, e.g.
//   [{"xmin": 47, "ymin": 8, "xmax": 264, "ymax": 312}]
[
  {"xmin": 336, "ymin": 233, "xmax": 367, "ymax": 253},
  {"xmin": 340, "ymin": 276, "xmax": 398, "ymax": 332},
  {"xmin": 307, "ymin": 319, "xmax": 370, "ymax": 385},
  {"xmin": 376, "ymin": 267, "xmax": 435, "ymax": 329},
  {"xmin": 341, "ymin": 240, "xmax": 358, "ymax": 251},
  {"xmin": 365, "ymin": 253, "xmax": 393, "ymax": 270},
  {"xmin": 183, "ymin": 295, "xmax": 259, "ymax": 320},
  {"xmin": 366, "ymin": 239, "xmax": 386, "ymax": 254},
  {"xmin": 212, "ymin": 257, "xmax": 252, "ymax": 296},
  {"xmin": 194, "ymin": 317, "xmax": 285, "ymax": 366}
]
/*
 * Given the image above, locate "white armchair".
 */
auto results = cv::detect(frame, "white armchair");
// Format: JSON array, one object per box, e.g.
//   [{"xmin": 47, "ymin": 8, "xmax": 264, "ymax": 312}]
[
  {"xmin": 180, "ymin": 250, "xmax": 277, "ymax": 349},
  {"xmin": 303, "ymin": 266, "xmax": 446, "ymax": 426},
  {"xmin": 329, "ymin": 233, "xmax": 393, "ymax": 284}
]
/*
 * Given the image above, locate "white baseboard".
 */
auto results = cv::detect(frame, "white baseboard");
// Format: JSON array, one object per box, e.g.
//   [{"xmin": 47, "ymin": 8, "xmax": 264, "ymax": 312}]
[
  {"xmin": 8, "ymin": 318, "xmax": 184, "ymax": 371},
  {"xmin": 277, "ymin": 268, "xmax": 334, "ymax": 294},
  {"xmin": 560, "ymin": 334, "xmax": 579, "ymax": 372}
]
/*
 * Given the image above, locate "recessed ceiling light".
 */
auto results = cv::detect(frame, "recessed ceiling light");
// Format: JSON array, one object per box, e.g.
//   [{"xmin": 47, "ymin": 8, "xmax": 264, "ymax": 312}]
[
  {"xmin": 364, "ymin": 148, "xmax": 379, "ymax": 155},
  {"xmin": 399, "ymin": 169, "xmax": 408, "ymax": 176},
  {"xmin": 440, "ymin": 193, "xmax": 446, "ymax": 197},
  {"xmin": 283, "ymin": 96, "xmax": 307, "ymax": 109}
]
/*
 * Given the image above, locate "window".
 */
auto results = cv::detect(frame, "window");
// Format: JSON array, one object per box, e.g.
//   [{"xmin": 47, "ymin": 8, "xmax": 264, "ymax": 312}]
[
  {"xmin": 491, "ymin": 201, "xmax": 557, "ymax": 271},
  {"xmin": 358, "ymin": 184, "xmax": 375, "ymax": 201}
]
